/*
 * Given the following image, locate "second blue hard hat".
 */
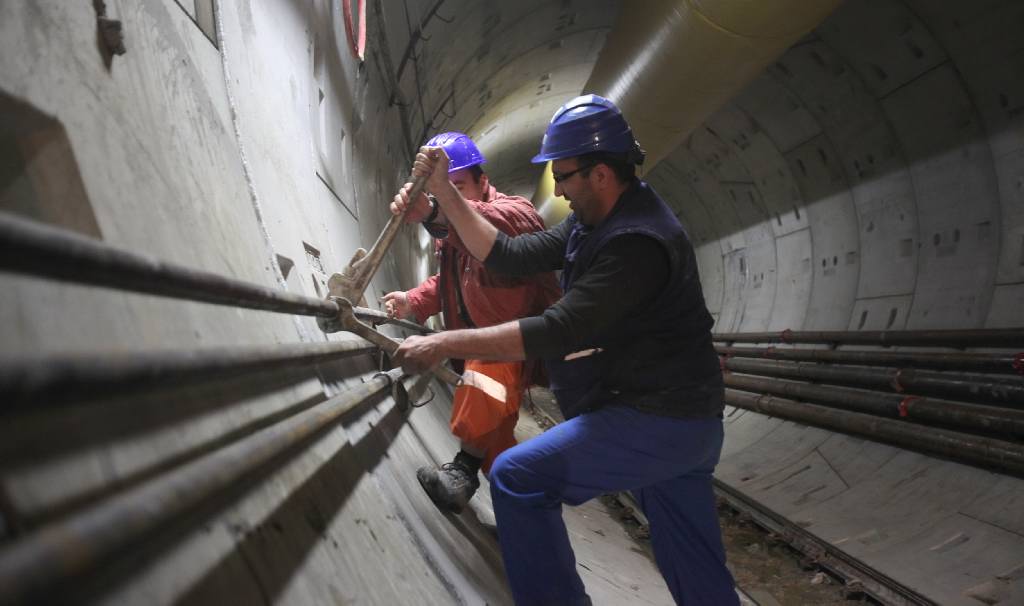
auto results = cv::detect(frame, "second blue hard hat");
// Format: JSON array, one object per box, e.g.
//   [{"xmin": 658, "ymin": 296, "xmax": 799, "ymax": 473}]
[
  {"xmin": 531, "ymin": 94, "xmax": 645, "ymax": 165},
  {"xmin": 425, "ymin": 131, "xmax": 486, "ymax": 173}
]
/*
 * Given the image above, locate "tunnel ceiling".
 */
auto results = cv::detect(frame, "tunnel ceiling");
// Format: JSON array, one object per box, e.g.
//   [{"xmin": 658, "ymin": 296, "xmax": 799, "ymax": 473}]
[
  {"xmin": 645, "ymin": 0, "xmax": 1024, "ymax": 334},
  {"xmin": 381, "ymin": 0, "xmax": 619, "ymax": 197},
  {"xmin": 386, "ymin": 0, "xmax": 1023, "ymax": 334}
]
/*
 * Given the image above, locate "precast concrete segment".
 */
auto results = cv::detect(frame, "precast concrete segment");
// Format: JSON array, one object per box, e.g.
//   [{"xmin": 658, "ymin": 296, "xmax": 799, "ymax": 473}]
[
  {"xmin": 0, "ymin": 370, "xmax": 402, "ymax": 605},
  {"xmin": 717, "ymin": 400, "xmax": 1024, "ymax": 605}
]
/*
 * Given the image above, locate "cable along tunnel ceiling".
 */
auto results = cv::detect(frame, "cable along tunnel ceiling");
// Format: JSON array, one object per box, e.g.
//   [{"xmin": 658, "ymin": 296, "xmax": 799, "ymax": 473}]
[{"xmin": 0, "ymin": 0, "xmax": 1023, "ymax": 605}]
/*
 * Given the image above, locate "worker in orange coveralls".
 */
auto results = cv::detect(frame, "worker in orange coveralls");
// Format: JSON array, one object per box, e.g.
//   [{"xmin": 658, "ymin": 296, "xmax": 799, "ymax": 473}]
[{"xmin": 381, "ymin": 132, "xmax": 560, "ymax": 513}]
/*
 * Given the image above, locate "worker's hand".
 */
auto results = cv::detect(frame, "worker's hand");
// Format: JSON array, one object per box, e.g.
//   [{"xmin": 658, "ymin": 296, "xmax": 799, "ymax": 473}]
[
  {"xmin": 390, "ymin": 183, "xmax": 431, "ymax": 223},
  {"xmin": 393, "ymin": 334, "xmax": 445, "ymax": 375},
  {"xmin": 413, "ymin": 146, "xmax": 452, "ymax": 196},
  {"xmin": 380, "ymin": 291, "xmax": 413, "ymax": 319}
]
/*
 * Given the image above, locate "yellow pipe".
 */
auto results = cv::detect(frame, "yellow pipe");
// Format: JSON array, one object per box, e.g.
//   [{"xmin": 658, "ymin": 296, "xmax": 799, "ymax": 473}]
[
  {"xmin": 536, "ymin": 0, "xmax": 844, "ymax": 224},
  {"xmin": 533, "ymin": 161, "xmax": 571, "ymax": 228}
]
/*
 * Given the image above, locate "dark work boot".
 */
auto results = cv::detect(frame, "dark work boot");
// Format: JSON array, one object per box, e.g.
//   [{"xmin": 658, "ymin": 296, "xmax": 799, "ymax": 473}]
[{"xmin": 417, "ymin": 451, "xmax": 482, "ymax": 514}]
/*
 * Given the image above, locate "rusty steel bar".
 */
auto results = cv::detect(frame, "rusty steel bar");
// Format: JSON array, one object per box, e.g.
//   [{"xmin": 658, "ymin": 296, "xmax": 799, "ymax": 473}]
[
  {"xmin": 0, "ymin": 340, "xmax": 377, "ymax": 412},
  {"xmin": 353, "ymin": 305, "xmax": 435, "ymax": 334},
  {"xmin": 717, "ymin": 345, "xmax": 1019, "ymax": 374},
  {"xmin": 0, "ymin": 211, "xmax": 338, "ymax": 317},
  {"xmin": 714, "ymin": 328, "xmax": 1024, "ymax": 349},
  {"xmin": 724, "ymin": 373, "xmax": 1024, "ymax": 439},
  {"xmin": 0, "ymin": 368, "xmax": 405, "ymax": 605},
  {"xmin": 722, "ymin": 358, "xmax": 1024, "ymax": 407},
  {"xmin": 724, "ymin": 389, "xmax": 1024, "ymax": 477},
  {"xmin": 335, "ymin": 298, "xmax": 462, "ymax": 386}
]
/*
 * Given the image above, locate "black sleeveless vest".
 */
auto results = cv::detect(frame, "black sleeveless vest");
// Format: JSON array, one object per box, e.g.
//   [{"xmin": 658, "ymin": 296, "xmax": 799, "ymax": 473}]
[{"xmin": 545, "ymin": 181, "xmax": 724, "ymax": 419}]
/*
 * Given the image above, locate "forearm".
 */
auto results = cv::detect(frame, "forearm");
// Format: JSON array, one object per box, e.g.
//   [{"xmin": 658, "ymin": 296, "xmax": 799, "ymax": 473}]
[
  {"xmin": 436, "ymin": 321, "xmax": 525, "ymax": 361},
  {"xmin": 432, "ymin": 181, "xmax": 498, "ymax": 261}
]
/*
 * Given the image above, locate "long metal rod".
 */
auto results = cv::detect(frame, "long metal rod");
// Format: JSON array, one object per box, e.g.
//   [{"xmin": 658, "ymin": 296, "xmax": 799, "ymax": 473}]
[
  {"xmin": 0, "ymin": 212, "xmax": 337, "ymax": 317},
  {"xmin": 722, "ymin": 358, "xmax": 1024, "ymax": 407},
  {"xmin": 0, "ymin": 213, "xmax": 442, "ymax": 336},
  {"xmin": 0, "ymin": 368, "xmax": 404, "ymax": 605},
  {"xmin": 714, "ymin": 328, "xmax": 1024, "ymax": 348},
  {"xmin": 336, "ymin": 298, "xmax": 462, "ymax": 386},
  {"xmin": 724, "ymin": 373, "xmax": 1024, "ymax": 438},
  {"xmin": 0, "ymin": 340, "xmax": 377, "ymax": 412},
  {"xmin": 724, "ymin": 389, "xmax": 1024, "ymax": 477},
  {"xmin": 353, "ymin": 305, "xmax": 435, "ymax": 334},
  {"xmin": 717, "ymin": 345, "xmax": 1019, "ymax": 374}
]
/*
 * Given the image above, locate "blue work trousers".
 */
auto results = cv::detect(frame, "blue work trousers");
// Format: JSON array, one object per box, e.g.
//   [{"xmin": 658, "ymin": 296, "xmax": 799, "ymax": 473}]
[{"xmin": 489, "ymin": 405, "xmax": 738, "ymax": 606}]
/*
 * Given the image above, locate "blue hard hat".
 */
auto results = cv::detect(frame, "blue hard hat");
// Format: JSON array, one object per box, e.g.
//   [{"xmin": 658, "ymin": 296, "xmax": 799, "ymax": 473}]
[
  {"xmin": 531, "ymin": 94, "xmax": 645, "ymax": 165},
  {"xmin": 424, "ymin": 131, "xmax": 486, "ymax": 173}
]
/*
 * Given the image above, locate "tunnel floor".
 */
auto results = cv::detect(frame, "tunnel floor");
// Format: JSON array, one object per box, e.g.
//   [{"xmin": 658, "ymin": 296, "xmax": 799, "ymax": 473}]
[{"xmin": 510, "ymin": 387, "xmax": 868, "ymax": 606}]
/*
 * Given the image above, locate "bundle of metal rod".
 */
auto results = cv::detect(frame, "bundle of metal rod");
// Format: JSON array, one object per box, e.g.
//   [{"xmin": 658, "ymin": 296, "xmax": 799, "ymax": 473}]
[
  {"xmin": 716, "ymin": 345, "xmax": 1019, "ymax": 374},
  {"xmin": 353, "ymin": 306, "xmax": 434, "ymax": 334},
  {"xmin": 0, "ymin": 340, "xmax": 378, "ymax": 412},
  {"xmin": 0, "ymin": 368, "xmax": 405, "ymax": 604},
  {"xmin": 724, "ymin": 389, "xmax": 1024, "ymax": 477},
  {"xmin": 0, "ymin": 211, "xmax": 337, "ymax": 316},
  {"xmin": 714, "ymin": 328, "xmax": 1024, "ymax": 348},
  {"xmin": 722, "ymin": 358, "xmax": 1024, "ymax": 407},
  {"xmin": 0, "ymin": 210, "xmax": 438, "ymax": 331},
  {"xmin": 724, "ymin": 373, "xmax": 1024, "ymax": 439}
]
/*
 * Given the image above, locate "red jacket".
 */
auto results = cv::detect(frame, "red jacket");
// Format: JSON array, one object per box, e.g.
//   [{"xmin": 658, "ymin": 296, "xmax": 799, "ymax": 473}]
[{"xmin": 407, "ymin": 185, "xmax": 560, "ymax": 332}]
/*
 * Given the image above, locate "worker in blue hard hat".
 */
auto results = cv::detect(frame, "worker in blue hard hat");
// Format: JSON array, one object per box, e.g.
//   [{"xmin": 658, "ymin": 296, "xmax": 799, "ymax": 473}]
[
  {"xmin": 391, "ymin": 96, "xmax": 738, "ymax": 605},
  {"xmin": 381, "ymin": 131, "xmax": 560, "ymax": 515}
]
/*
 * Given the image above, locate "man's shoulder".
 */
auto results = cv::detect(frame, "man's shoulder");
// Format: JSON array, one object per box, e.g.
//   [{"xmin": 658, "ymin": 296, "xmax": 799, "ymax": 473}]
[
  {"xmin": 489, "ymin": 190, "xmax": 537, "ymax": 210},
  {"xmin": 479, "ymin": 189, "xmax": 545, "ymax": 225}
]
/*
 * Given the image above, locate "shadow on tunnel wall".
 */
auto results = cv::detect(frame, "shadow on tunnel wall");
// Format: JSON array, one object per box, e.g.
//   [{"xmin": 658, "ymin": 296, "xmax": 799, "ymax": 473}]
[{"xmin": 62, "ymin": 388, "xmax": 405, "ymax": 605}]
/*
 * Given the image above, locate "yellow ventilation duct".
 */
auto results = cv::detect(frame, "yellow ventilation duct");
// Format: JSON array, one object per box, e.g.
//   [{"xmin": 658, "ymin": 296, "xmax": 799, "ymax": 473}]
[{"xmin": 535, "ymin": 0, "xmax": 844, "ymax": 223}]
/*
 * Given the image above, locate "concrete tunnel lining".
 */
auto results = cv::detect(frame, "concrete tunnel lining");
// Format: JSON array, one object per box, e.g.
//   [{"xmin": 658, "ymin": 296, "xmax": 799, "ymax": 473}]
[{"xmin": 0, "ymin": 0, "xmax": 1023, "ymax": 604}]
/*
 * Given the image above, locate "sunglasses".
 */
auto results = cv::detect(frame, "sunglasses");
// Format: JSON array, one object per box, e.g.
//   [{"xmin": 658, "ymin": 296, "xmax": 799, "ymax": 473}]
[{"xmin": 552, "ymin": 163, "xmax": 596, "ymax": 183}]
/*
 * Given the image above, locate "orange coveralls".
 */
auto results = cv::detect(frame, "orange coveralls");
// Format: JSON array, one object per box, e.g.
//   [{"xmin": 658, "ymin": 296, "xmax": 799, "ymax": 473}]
[{"xmin": 406, "ymin": 185, "xmax": 560, "ymax": 472}]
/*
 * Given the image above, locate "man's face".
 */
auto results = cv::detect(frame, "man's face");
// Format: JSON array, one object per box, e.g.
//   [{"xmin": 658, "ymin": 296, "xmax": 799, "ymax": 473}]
[
  {"xmin": 552, "ymin": 158, "xmax": 598, "ymax": 225},
  {"xmin": 449, "ymin": 168, "xmax": 486, "ymax": 201}
]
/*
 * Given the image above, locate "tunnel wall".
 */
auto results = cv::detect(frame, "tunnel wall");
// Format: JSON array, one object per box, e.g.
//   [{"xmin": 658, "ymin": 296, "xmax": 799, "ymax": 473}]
[
  {"xmin": 642, "ymin": 2, "xmax": 1024, "ymax": 603},
  {"xmin": 0, "ymin": 1, "xmax": 512, "ymax": 603},
  {"xmin": 646, "ymin": 0, "xmax": 1024, "ymax": 333},
  {"xmin": 2, "ymin": 0, "xmax": 1023, "ymax": 605}
]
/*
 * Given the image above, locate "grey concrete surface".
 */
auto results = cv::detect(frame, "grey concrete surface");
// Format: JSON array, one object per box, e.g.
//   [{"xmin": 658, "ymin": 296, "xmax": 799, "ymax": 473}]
[{"xmin": 1, "ymin": 0, "xmax": 1022, "ymax": 604}]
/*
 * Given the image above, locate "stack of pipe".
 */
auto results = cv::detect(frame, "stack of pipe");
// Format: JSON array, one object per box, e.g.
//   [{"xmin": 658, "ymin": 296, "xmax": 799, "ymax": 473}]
[{"xmin": 714, "ymin": 331, "xmax": 1024, "ymax": 477}]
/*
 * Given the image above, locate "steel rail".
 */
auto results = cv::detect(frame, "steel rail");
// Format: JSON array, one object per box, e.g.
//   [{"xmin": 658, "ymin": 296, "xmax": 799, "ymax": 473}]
[
  {"xmin": 0, "ymin": 368, "xmax": 405, "ymax": 605},
  {"xmin": 724, "ymin": 373, "xmax": 1024, "ymax": 438},
  {"xmin": 0, "ymin": 340, "xmax": 378, "ymax": 412},
  {"xmin": 713, "ymin": 481, "xmax": 934, "ymax": 606},
  {"xmin": 724, "ymin": 389, "xmax": 1024, "ymax": 476},
  {"xmin": 716, "ymin": 345, "xmax": 1019, "ymax": 374},
  {"xmin": 722, "ymin": 358, "xmax": 1024, "ymax": 407},
  {"xmin": 714, "ymin": 329, "xmax": 1024, "ymax": 348}
]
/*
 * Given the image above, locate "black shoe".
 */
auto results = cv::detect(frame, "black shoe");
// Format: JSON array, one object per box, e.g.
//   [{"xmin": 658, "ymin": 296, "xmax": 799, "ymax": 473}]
[{"xmin": 416, "ymin": 459, "xmax": 480, "ymax": 514}]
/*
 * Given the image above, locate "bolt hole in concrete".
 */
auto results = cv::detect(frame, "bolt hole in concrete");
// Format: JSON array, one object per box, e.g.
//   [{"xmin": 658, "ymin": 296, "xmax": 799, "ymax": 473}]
[{"xmin": 0, "ymin": 92, "xmax": 101, "ymax": 238}]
